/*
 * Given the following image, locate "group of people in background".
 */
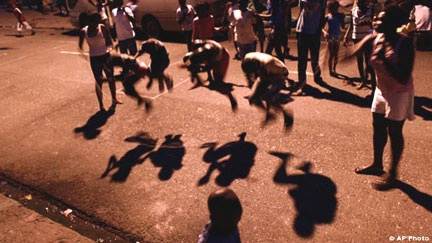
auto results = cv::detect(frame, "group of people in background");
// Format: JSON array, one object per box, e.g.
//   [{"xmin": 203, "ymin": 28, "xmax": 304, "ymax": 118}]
[{"xmin": 73, "ymin": 0, "xmax": 430, "ymax": 241}]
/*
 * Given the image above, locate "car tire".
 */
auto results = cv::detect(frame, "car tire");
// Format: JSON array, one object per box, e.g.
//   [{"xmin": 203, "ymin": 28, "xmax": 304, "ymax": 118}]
[{"xmin": 141, "ymin": 16, "xmax": 162, "ymax": 39}]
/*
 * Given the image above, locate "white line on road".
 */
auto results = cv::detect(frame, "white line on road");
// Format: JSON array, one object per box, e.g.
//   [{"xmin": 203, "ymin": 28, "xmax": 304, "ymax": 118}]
[
  {"xmin": 60, "ymin": 51, "xmax": 88, "ymax": 55},
  {"xmin": 141, "ymin": 77, "xmax": 191, "ymax": 100},
  {"xmin": 0, "ymin": 55, "xmax": 27, "ymax": 65}
]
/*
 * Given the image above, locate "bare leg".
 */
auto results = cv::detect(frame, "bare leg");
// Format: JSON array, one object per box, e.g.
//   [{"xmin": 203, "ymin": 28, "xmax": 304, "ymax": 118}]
[
  {"xmin": 158, "ymin": 75, "xmax": 164, "ymax": 93},
  {"xmin": 163, "ymin": 72, "xmax": 173, "ymax": 92},
  {"xmin": 387, "ymin": 119, "xmax": 405, "ymax": 179},
  {"xmin": 356, "ymin": 51, "xmax": 366, "ymax": 89},
  {"xmin": 95, "ymin": 80, "xmax": 104, "ymax": 111},
  {"xmin": 355, "ymin": 113, "xmax": 386, "ymax": 175},
  {"xmin": 108, "ymin": 78, "xmax": 120, "ymax": 109}
]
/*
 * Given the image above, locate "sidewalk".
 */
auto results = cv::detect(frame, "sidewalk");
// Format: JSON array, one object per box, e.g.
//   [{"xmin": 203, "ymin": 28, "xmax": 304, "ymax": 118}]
[
  {"xmin": 0, "ymin": 194, "xmax": 93, "ymax": 242},
  {"xmin": 0, "ymin": 7, "xmax": 74, "ymax": 30},
  {"xmin": 0, "ymin": 176, "xmax": 129, "ymax": 242},
  {"xmin": 0, "ymin": 9, "xmax": 92, "ymax": 243}
]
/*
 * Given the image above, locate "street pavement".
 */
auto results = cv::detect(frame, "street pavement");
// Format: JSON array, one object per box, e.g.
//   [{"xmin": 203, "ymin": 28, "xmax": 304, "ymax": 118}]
[
  {"xmin": 0, "ymin": 7, "xmax": 432, "ymax": 243},
  {"xmin": 0, "ymin": 7, "xmax": 131, "ymax": 242}
]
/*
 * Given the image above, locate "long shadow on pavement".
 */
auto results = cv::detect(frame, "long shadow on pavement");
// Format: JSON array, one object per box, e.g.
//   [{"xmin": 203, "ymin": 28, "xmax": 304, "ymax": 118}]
[
  {"xmin": 74, "ymin": 109, "xmax": 114, "ymax": 140},
  {"xmin": 414, "ymin": 96, "xmax": 432, "ymax": 121},
  {"xmin": 101, "ymin": 132, "xmax": 157, "ymax": 182},
  {"xmin": 294, "ymin": 79, "xmax": 371, "ymax": 108},
  {"xmin": 393, "ymin": 180, "xmax": 432, "ymax": 212},
  {"xmin": 145, "ymin": 134, "xmax": 186, "ymax": 181},
  {"xmin": 270, "ymin": 151, "xmax": 338, "ymax": 238},
  {"xmin": 198, "ymin": 132, "xmax": 257, "ymax": 187}
]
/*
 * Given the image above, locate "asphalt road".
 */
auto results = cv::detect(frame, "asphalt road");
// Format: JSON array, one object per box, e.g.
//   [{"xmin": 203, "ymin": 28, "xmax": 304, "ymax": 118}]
[{"xmin": 0, "ymin": 27, "xmax": 431, "ymax": 242}]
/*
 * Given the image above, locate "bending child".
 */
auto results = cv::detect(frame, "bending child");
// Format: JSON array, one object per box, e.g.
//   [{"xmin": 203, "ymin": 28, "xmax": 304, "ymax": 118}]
[
  {"xmin": 135, "ymin": 38, "xmax": 173, "ymax": 93},
  {"xmin": 241, "ymin": 52, "xmax": 294, "ymax": 131}
]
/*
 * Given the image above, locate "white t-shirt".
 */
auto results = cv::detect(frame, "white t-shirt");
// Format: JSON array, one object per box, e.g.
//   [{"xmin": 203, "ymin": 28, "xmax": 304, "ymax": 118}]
[
  {"xmin": 84, "ymin": 25, "xmax": 109, "ymax": 57},
  {"xmin": 112, "ymin": 7, "xmax": 135, "ymax": 41},
  {"xmin": 415, "ymin": 5, "xmax": 432, "ymax": 31},
  {"xmin": 230, "ymin": 9, "xmax": 257, "ymax": 44},
  {"xmin": 176, "ymin": 4, "xmax": 195, "ymax": 31}
]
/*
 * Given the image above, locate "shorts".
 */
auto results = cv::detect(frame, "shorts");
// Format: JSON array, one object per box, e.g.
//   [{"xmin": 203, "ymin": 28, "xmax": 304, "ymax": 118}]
[{"xmin": 371, "ymin": 88, "xmax": 415, "ymax": 121}]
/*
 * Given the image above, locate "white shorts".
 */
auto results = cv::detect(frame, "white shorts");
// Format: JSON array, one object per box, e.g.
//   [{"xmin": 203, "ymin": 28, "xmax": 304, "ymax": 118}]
[{"xmin": 371, "ymin": 88, "xmax": 415, "ymax": 121}]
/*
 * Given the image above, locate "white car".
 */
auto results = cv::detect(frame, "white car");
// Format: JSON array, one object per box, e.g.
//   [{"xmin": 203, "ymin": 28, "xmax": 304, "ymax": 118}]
[
  {"xmin": 134, "ymin": 0, "xmax": 227, "ymax": 38},
  {"xmin": 66, "ymin": 0, "xmax": 227, "ymax": 38}
]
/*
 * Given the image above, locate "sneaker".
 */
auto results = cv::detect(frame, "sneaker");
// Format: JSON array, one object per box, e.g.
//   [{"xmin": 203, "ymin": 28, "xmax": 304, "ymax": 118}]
[{"xmin": 31, "ymin": 30, "xmax": 36, "ymax": 35}]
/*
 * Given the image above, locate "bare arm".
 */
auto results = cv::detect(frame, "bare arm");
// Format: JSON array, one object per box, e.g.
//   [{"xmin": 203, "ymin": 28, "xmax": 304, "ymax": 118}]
[{"xmin": 343, "ymin": 19, "xmax": 353, "ymax": 45}]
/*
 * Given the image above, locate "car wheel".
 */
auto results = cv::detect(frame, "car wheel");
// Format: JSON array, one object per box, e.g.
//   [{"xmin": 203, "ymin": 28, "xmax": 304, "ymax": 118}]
[{"xmin": 141, "ymin": 16, "xmax": 162, "ymax": 39}]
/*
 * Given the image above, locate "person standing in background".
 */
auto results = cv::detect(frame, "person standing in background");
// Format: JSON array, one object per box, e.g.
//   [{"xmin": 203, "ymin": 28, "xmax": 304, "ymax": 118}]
[
  {"xmin": 9, "ymin": 0, "xmax": 36, "ymax": 37},
  {"xmin": 176, "ymin": 0, "xmax": 196, "ymax": 51},
  {"xmin": 192, "ymin": 3, "xmax": 226, "ymax": 42},
  {"xmin": 79, "ymin": 12, "xmax": 122, "ymax": 112},
  {"xmin": 293, "ymin": 0, "xmax": 327, "ymax": 94},
  {"xmin": 322, "ymin": 0, "xmax": 345, "ymax": 76},
  {"xmin": 414, "ymin": 0, "xmax": 432, "ymax": 50},
  {"xmin": 112, "ymin": 0, "xmax": 137, "ymax": 55},
  {"xmin": 111, "ymin": 0, "xmax": 137, "ymax": 77},
  {"xmin": 343, "ymin": 0, "xmax": 375, "ymax": 91},
  {"xmin": 228, "ymin": 0, "xmax": 257, "ymax": 59}
]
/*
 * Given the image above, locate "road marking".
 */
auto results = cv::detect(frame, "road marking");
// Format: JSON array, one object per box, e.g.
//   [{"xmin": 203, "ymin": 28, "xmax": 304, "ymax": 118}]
[
  {"xmin": 0, "ymin": 55, "xmax": 27, "ymax": 65},
  {"xmin": 290, "ymin": 71, "xmax": 314, "ymax": 76},
  {"xmin": 141, "ymin": 77, "xmax": 191, "ymax": 100},
  {"xmin": 60, "ymin": 51, "xmax": 88, "ymax": 55}
]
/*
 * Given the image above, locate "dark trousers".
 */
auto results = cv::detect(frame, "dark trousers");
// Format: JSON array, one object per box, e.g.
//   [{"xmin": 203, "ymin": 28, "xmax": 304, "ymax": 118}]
[
  {"xmin": 297, "ymin": 32, "xmax": 322, "ymax": 84},
  {"xmin": 266, "ymin": 24, "xmax": 285, "ymax": 62},
  {"xmin": 183, "ymin": 30, "xmax": 193, "ymax": 52}
]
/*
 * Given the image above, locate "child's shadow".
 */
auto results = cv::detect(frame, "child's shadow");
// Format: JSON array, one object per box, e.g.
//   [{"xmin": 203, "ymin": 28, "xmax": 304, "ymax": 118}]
[
  {"xmin": 270, "ymin": 151, "xmax": 338, "ymax": 238},
  {"xmin": 198, "ymin": 132, "xmax": 257, "ymax": 187},
  {"xmin": 74, "ymin": 109, "xmax": 114, "ymax": 139},
  {"xmin": 101, "ymin": 132, "xmax": 157, "ymax": 182},
  {"xmin": 145, "ymin": 134, "xmax": 186, "ymax": 181}
]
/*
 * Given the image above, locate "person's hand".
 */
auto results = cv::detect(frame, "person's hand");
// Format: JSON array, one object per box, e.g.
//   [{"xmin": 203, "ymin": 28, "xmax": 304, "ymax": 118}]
[{"xmin": 343, "ymin": 38, "xmax": 351, "ymax": 47}]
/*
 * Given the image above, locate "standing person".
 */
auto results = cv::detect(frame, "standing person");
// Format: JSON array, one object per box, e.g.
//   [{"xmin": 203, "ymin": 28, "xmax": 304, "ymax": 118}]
[
  {"xmin": 293, "ymin": 0, "xmax": 327, "ymax": 94},
  {"xmin": 176, "ymin": 0, "xmax": 196, "ymax": 52},
  {"xmin": 192, "ymin": 3, "xmax": 225, "ymax": 42},
  {"xmin": 354, "ymin": 5, "xmax": 415, "ymax": 190},
  {"xmin": 228, "ymin": 0, "xmax": 257, "ymax": 59},
  {"xmin": 414, "ymin": 1, "xmax": 432, "ymax": 50},
  {"xmin": 79, "ymin": 12, "xmax": 122, "ymax": 112},
  {"xmin": 248, "ymin": 0, "xmax": 267, "ymax": 52},
  {"xmin": 225, "ymin": 0, "xmax": 241, "ymax": 59},
  {"xmin": 9, "ymin": 0, "xmax": 35, "ymax": 37},
  {"xmin": 198, "ymin": 188, "xmax": 242, "ymax": 243},
  {"xmin": 111, "ymin": 0, "xmax": 137, "ymax": 55},
  {"xmin": 322, "ymin": 0, "xmax": 345, "ymax": 76},
  {"xmin": 260, "ymin": 0, "xmax": 285, "ymax": 62},
  {"xmin": 343, "ymin": 0, "xmax": 375, "ymax": 90},
  {"xmin": 281, "ymin": 0, "xmax": 298, "ymax": 59}
]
